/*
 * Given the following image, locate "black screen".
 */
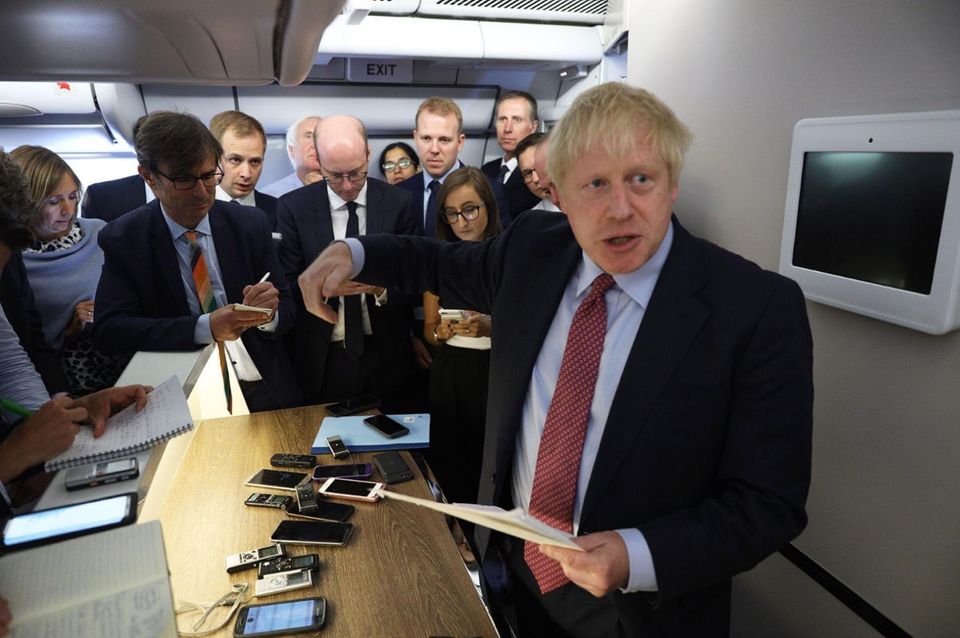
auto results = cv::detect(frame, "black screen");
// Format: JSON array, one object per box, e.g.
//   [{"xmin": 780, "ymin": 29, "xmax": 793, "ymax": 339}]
[{"xmin": 793, "ymin": 151, "xmax": 953, "ymax": 294}]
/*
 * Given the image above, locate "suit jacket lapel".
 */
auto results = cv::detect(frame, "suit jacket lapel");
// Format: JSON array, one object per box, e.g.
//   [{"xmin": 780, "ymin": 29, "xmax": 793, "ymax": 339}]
[
  {"xmin": 365, "ymin": 181, "xmax": 384, "ymax": 235},
  {"xmin": 149, "ymin": 202, "xmax": 191, "ymax": 316},
  {"xmin": 492, "ymin": 229, "xmax": 582, "ymax": 504},
  {"xmin": 209, "ymin": 204, "xmax": 242, "ymax": 302},
  {"xmin": 580, "ymin": 221, "xmax": 710, "ymax": 523}
]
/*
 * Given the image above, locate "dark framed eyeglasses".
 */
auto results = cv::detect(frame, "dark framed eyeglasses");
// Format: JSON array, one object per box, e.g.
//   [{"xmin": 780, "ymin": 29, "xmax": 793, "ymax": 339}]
[
  {"xmin": 323, "ymin": 171, "xmax": 368, "ymax": 185},
  {"xmin": 155, "ymin": 169, "xmax": 224, "ymax": 190},
  {"xmin": 382, "ymin": 158, "xmax": 413, "ymax": 172},
  {"xmin": 520, "ymin": 168, "xmax": 538, "ymax": 183},
  {"xmin": 441, "ymin": 203, "xmax": 483, "ymax": 224}
]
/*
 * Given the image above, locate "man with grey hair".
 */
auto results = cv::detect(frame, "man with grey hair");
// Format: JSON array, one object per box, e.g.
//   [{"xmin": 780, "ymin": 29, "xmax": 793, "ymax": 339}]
[
  {"xmin": 295, "ymin": 82, "xmax": 813, "ymax": 636},
  {"xmin": 261, "ymin": 115, "xmax": 323, "ymax": 197},
  {"xmin": 276, "ymin": 115, "xmax": 418, "ymax": 408}
]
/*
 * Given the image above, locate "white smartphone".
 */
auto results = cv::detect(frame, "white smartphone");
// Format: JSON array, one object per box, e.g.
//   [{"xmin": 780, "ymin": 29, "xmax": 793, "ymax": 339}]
[
  {"xmin": 316, "ymin": 477, "xmax": 384, "ymax": 502},
  {"xmin": 438, "ymin": 308, "xmax": 465, "ymax": 322}
]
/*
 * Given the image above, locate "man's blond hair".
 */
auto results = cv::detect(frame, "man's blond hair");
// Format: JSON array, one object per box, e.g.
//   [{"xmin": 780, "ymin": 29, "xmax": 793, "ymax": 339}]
[
  {"xmin": 415, "ymin": 97, "xmax": 463, "ymax": 134},
  {"xmin": 548, "ymin": 83, "xmax": 692, "ymax": 190}
]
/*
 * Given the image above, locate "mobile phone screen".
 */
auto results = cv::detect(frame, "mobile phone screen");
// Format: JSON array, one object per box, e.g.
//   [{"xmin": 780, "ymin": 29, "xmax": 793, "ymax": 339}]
[
  {"xmin": 1, "ymin": 493, "xmax": 136, "ymax": 550},
  {"xmin": 286, "ymin": 500, "xmax": 355, "ymax": 522},
  {"xmin": 271, "ymin": 520, "xmax": 353, "ymax": 545},
  {"xmin": 245, "ymin": 469, "xmax": 308, "ymax": 490},
  {"xmin": 237, "ymin": 598, "xmax": 325, "ymax": 635},
  {"xmin": 363, "ymin": 415, "xmax": 410, "ymax": 438},
  {"xmin": 324, "ymin": 478, "xmax": 380, "ymax": 497},
  {"xmin": 312, "ymin": 463, "xmax": 372, "ymax": 480}
]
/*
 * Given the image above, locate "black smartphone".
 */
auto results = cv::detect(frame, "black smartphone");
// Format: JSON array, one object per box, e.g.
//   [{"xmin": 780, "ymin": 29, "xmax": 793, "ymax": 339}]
[
  {"xmin": 233, "ymin": 597, "xmax": 326, "ymax": 637},
  {"xmin": 244, "ymin": 469, "xmax": 309, "ymax": 491},
  {"xmin": 326, "ymin": 394, "xmax": 380, "ymax": 417},
  {"xmin": 363, "ymin": 414, "xmax": 410, "ymax": 439},
  {"xmin": 373, "ymin": 451, "xmax": 414, "ymax": 484},
  {"xmin": 1, "ymin": 493, "xmax": 138, "ymax": 552},
  {"xmin": 270, "ymin": 520, "xmax": 353, "ymax": 546},
  {"xmin": 312, "ymin": 463, "xmax": 373, "ymax": 481},
  {"xmin": 285, "ymin": 499, "xmax": 355, "ymax": 523}
]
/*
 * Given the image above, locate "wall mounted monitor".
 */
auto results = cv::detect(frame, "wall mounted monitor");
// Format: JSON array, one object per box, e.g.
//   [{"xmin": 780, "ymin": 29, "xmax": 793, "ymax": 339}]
[{"xmin": 779, "ymin": 110, "xmax": 960, "ymax": 334}]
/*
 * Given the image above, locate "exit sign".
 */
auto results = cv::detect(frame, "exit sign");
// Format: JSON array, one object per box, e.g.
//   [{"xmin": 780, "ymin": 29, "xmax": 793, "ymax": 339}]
[{"xmin": 347, "ymin": 58, "xmax": 413, "ymax": 84}]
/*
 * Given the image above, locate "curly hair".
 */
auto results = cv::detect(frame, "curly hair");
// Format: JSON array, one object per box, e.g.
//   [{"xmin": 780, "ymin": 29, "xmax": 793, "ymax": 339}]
[{"xmin": 0, "ymin": 150, "xmax": 41, "ymax": 251}]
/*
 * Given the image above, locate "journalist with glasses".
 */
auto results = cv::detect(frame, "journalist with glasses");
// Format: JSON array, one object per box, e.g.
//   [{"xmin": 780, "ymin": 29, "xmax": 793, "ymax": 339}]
[
  {"xmin": 423, "ymin": 166, "xmax": 502, "ymax": 506},
  {"xmin": 378, "ymin": 142, "xmax": 421, "ymax": 185}
]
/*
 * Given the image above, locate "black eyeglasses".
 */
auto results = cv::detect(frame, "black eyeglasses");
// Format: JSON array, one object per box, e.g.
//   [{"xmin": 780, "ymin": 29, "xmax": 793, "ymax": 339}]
[
  {"xmin": 155, "ymin": 169, "xmax": 224, "ymax": 190},
  {"xmin": 323, "ymin": 171, "xmax": 367, "ymax": 185},
  {"xmin": 382, "ymin": 158, "xmax": 413, "ymax": 172},
  {"xmin": 520, "ymin": 168, "xmax": 538, "ymax": 183},
  {"xmin": 441, "ymin": 203, "xmax": 483, "ymax": 224}
]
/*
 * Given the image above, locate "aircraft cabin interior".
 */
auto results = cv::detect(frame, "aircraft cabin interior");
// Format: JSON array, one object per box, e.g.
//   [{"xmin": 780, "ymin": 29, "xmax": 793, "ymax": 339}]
[{"xmin": 0, "ymin": 0, "xmax": 958, "ymax": 637}]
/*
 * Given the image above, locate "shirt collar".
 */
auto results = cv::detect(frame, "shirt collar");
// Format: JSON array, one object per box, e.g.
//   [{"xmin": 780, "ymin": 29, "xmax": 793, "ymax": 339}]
[
  {"xmin": 501, "ymin": 156, "xmax": 518, "ymax": 171},
  {"xmin": 575, "ymin": 220, "xmax": 675, "ymax": 310},
  {"xmin": 327, "ymin": 181, "xmax": 368, "ymax": 211},
  {"xmin": 216, "ymin": 185, "xmax": 256, "ymax": 207},
  {"xmin": 160, "ymin": 202, "xmax": 212, "ymax": 240},
  {"xmin": 422, "ymin": 160, "xmax": 461, "ymax": 191}
]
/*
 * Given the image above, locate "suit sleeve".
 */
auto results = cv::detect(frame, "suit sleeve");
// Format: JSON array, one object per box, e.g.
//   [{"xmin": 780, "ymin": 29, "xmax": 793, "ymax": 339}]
[
  {"xmin": 634, "ymin": 278, "xmax": 813, "ymax": 601},
  {"xmin": 93, "ymin": 230, "xmax": 199, "ymax": 353}
]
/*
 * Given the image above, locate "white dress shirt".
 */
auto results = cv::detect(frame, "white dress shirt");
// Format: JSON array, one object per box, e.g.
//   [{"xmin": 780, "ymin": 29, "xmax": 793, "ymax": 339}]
[{"xmin": 216, "ymin": 185, "xmax": 256, "ymax": 207}]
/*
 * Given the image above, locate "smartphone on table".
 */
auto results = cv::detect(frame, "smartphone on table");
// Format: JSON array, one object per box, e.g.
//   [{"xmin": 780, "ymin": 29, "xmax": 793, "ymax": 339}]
[
  {"xmin": 363, "ymin": 414, "xmax": 409, "ymax": 439},
  {"xmin": 326, "ymin": 394, "xmax": 380, "ymax": 417},
  {"xmin": 270, "ymin": 520, "xmax": 353, "ymax": 546},
  {"xmin": 317, "ymin": 477, "xmax": 384, "ymax": 502},
  {"xmin": 284, "ymin": 499, "xmax": 355, "ymax": 523},
  {"xmin": 312, "ymin": 463, "xmax": 373, "ymax": 481},
  {"xmin": 244, "ymin": 469, "xmax": 309, "ymax": 492},
  {"xmin": 233, "ymin": 597, "xmax": 326, "ymax": 637}
]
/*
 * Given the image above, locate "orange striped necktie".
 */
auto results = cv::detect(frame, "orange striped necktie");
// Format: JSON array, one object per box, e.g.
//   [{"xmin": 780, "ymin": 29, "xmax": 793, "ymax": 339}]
[{"xmin": 185, "ymin": 230, "xmax": 232, "ymax": 413}]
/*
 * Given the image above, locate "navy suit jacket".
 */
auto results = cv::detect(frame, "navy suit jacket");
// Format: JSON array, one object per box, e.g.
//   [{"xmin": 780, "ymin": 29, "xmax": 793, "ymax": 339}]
[
  {"xmin": 396, "ymin": 165, "xmax": 512, "ymax": 236},
  {"xmin": 481, "ymin": 158, "xmax": 541, "ymax": 223},
  {"xmin": 253, "ymin": 190, "xmax": 278, "ymax": 230},
  {"xmin": 353, "ymin": 213, "xmax": 813, "ymax": 636},
  {"xmin": 276, "ymin": 178, "xmax": 419, "ymax": 404},
  {"xmin": 93, "ymin": 200, "xmax": 301, "ymax": 408},
  {"xmin": 81, "ymin": 174, "xmax": 146, "ymax": 223}
]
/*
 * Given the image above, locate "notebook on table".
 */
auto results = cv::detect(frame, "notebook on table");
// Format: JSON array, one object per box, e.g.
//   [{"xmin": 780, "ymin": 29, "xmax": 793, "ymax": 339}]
[
  {"xmin": 44, "ymin": 375, "xmax": 193, "ymax": 472},
  {"xmin": 311, "ymin": 413, "xmax": 430, "ymax": 454}
]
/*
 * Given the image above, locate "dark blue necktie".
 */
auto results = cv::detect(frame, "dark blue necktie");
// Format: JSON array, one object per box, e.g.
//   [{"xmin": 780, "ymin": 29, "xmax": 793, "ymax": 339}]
[
  {"xmin": 344, "ymin": 201, "xmax": 363, "ymax": 358},
  {"xmin": 498, "ymin": 164, "xmax": 509, "ymax": 184},
  {"xmin": 425, "ymin": 179, "xmax": 440, "ymax": 237}
]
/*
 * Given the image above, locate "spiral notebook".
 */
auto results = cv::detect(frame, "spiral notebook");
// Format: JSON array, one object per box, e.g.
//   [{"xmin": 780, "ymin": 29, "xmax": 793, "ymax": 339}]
[{"xmin": 44, "ymin": 375, "xmax": 193, "ymax": 472}]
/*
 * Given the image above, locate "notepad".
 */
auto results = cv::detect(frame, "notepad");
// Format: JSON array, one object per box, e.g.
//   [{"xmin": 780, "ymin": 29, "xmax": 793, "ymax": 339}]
[
  {"xmin": 311, "ymin": 414, "xmax": 430, "ymax": 454},
  {"xmin": 0, "ymin": 520, "xmax": 177, "ymax": 637},
  {"xmin": 381, "ymin": 490, "xmax": 582, "ymax": 551},
  {"xmin": 44, "ymin": 375, "xmax": 193, "ymax": 472}
]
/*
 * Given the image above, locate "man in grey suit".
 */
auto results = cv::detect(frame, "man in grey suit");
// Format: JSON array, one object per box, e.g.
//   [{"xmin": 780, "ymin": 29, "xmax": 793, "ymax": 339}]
[
  {"xmin": 276, "ymin": 115, "xmax": 419, "ymax": 408},
  {"xmin": 296, "ymin": 83, "xmax": 813, "ymax": 637}
]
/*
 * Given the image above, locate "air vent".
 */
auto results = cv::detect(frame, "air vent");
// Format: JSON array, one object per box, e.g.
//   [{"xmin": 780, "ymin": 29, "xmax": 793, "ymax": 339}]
[{"xmin": 419, "ymin": 0, "xmax": 606, "ymax": 24}]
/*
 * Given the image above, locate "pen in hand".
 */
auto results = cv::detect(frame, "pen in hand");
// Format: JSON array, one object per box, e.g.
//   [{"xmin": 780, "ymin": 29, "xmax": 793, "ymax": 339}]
[{"xmin": 256, "ymin": 271, "xmax": 270, "ymax": 285}]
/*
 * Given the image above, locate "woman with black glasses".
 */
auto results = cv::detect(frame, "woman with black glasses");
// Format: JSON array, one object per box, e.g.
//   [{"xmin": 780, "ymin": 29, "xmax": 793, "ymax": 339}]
[
  {"xmin": 423, "ymin": 166, "xmax": 502, "ymax": 505},
  {"xmin": 378, "ymin": 142, "xmax": 421, "ymax": 185}
]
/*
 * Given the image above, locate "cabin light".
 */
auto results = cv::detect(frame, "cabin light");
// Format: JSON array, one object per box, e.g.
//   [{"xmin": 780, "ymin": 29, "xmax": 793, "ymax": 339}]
[{"xmin": 559, "ymin": 65, "xmax": 588, "ymax": 79}]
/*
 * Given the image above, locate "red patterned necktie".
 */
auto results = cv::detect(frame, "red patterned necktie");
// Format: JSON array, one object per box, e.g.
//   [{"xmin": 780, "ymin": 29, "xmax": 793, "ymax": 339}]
[
  {"xmin": 524, "ymin": 272, "xmax": 616, "ymax": 594},
  {"xmin": 185, "ymin": 230, "xmax": 232, "ymax": 414}
]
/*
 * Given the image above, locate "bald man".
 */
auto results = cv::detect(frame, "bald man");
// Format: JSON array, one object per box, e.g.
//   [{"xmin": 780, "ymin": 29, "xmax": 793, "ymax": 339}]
[
  {"xmin": 261, "ymin": 115, "xmax": 324, "ymax": 198},
  {"xmin": 276, "ymin": 115, "xmax": 419, "ymax": 407}
]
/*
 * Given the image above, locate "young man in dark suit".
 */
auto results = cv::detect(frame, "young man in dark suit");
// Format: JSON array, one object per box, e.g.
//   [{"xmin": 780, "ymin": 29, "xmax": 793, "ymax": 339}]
[
  {"xmin": 209, "ymin": 110, "xmax": 279, "ymax": 230},
  {"xmin": 93, "ymin": 111, "xmax": 301, "ymax": 411},
  {"xmin": 297, "ymin": 83, "xmax": 813, "ymax": 637},
  {"xmin": 276, "ymin": 115, "xmax": 419, "ymax": 408},
  {"xmin": 481, "ymin": 90, "xmax": 543, "ymax": 222}
]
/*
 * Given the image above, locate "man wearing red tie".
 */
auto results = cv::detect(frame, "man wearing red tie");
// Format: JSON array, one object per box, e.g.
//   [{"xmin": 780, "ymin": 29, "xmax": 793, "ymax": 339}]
[{"xmin": 297, "ymin": 83, "xmax": 813, "ymax": 637}]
